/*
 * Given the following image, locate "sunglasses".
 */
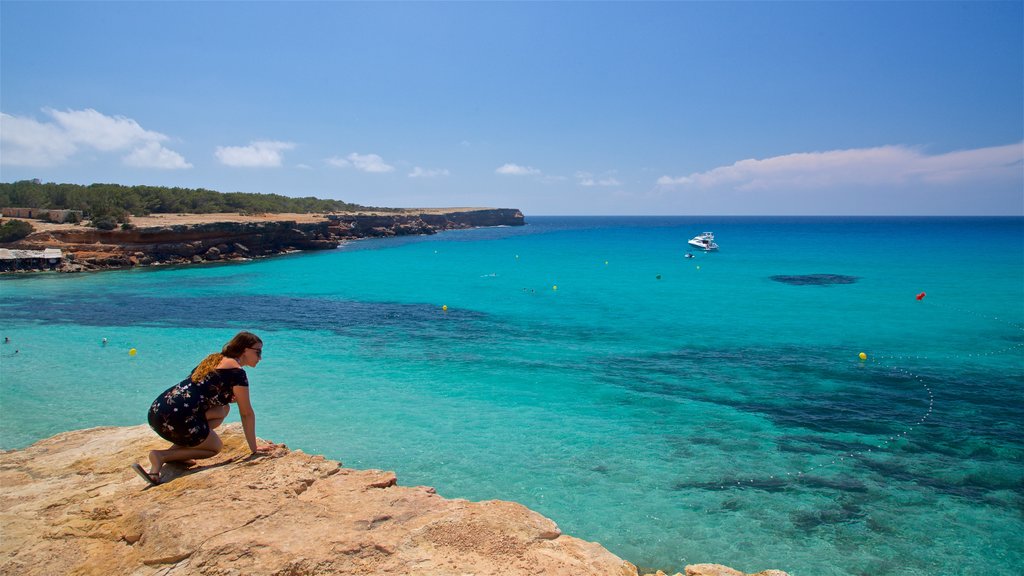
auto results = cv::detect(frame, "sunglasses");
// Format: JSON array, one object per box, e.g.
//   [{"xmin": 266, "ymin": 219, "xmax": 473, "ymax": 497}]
[{"xmin": 248, "ymin": 347, "xmax": 262, "ymax": 358}]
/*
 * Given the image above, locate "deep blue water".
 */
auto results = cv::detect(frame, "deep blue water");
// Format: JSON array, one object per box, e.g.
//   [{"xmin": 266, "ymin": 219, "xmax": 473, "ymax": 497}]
[{"xmin": 1, "ymin": 216, "xmax": 1022, "ymax": 575}]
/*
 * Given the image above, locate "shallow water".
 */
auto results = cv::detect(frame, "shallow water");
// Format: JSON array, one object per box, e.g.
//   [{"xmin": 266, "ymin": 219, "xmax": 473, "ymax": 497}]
[{"xmin": 1, "ymin": 216, "xmax": 1021, "ymax": 575}]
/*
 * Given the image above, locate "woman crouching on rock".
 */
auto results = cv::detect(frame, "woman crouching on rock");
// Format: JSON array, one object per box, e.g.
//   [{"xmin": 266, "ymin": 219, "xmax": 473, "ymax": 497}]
[{"xmin": 132, "ymin": 331, "xmax": 275, "ymax": 485}]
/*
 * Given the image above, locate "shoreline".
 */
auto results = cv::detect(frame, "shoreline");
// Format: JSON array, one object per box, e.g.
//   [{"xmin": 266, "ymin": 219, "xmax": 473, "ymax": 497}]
[
  {"xmin": 0, "ymin": 423, "xmax": 789, "ymax": 576},
  {"xmin": 0, "ymin": 208, "xmax": 525, "ymax": 274}
]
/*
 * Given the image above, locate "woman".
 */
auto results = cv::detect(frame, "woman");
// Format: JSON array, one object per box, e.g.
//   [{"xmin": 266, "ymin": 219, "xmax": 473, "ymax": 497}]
[{"xmin": 132, "ymin": 331, "xmax": 274, "ymax": 485}]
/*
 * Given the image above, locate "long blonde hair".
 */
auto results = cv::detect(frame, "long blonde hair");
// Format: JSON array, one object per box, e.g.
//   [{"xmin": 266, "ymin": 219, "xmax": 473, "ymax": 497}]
[{"xmin": 190, "ymin": 331, "xmax": 262, "ymax": 383}]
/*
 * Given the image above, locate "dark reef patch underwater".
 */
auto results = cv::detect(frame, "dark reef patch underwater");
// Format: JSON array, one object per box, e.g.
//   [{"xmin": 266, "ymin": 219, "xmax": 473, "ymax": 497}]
[{"xmin": 770, "ymin": 274, "xmax": 859, "ymax": 286}]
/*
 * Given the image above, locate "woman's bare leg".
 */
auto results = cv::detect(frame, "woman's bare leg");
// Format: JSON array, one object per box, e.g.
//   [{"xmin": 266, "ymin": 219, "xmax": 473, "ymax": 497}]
[
  {"xmin": 147, "ymin": 431, "xmax": 223, "ymax": 476},
  {"xmin": 161, "ymin": 444, "xmax": 196, "ymax": 466},
  {"xmin": 206, "ymin": 405, "xmax": 230, "ymax": 430}
]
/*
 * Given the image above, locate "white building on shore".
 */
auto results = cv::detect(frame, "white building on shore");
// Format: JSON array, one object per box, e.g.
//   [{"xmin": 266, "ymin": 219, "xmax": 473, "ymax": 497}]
[{"xmin": 0, "ymin": 248, "xmax": 63, "ymax": 271}]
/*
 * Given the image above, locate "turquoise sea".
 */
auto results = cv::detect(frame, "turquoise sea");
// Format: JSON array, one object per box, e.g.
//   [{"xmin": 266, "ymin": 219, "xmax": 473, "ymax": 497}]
[{"xmin": 1, "ymin": 216, "xmax": 1022, "ymax": 576}]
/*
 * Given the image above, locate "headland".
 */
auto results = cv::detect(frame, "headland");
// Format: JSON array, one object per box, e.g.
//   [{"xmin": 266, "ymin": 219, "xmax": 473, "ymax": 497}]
[{"xmin": 0, "ymin": 208, "xmax": 525, "ymax": 273}]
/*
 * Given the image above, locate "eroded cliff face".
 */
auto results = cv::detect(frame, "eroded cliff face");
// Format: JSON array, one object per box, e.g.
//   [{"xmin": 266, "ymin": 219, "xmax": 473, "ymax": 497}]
[
  {"xmin": 0, "ymin": 425, "xmax": 789, "ymax": 576},
  {"xmin": 3, "ymin": 209, "xmax": 525, "ymax": 272}
]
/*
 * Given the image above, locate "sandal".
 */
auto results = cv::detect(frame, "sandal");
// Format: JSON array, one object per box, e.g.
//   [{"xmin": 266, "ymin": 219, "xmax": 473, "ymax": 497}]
[{"xmin": 131, "ymin": 463, "xmax": 161, "ymax": 486}]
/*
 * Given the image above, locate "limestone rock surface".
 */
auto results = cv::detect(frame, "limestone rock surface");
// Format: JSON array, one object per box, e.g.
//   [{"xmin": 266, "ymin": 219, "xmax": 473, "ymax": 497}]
[{"xmin": 0, "ymin": 424, "xmax": 787, "ymax": 576}]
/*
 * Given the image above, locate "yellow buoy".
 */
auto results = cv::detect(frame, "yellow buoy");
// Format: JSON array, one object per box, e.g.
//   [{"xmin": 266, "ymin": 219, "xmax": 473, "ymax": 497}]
[
  {"xmin": 858, "ymin": 352, "xmax": 867, "ymax": 361},
  {"xmin": 552, "ymin": 285, "xmax": 558, "ymax": 291},
  {"xmin": 442, "ymin": 305, "xmax": 448, "ymax": 311},
  {"xmin": 129, "ymin": 348, "xmax": 137, "ymax": 356}
]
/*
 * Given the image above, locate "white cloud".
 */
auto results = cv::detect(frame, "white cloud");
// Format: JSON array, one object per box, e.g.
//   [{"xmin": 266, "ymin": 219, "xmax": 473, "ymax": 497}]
[
  {"xmin": 495, "ymin": 163, "xmax": 568, "ymax": 184},
  {"xmin": 327, "ymin": 152, "xmax": 395, "ymax": 173},
  {"xmin": 47, "ymin": 108, "xmax": 166, "ymax": 151},
  {"xmin": 657, "ymin": 143, "xmax": 1024, "ymax": 191},
  {"xmin": 496, "ymin": 163, "xmax": 541, "ymax": 176},
  {"xmin": 123, "ymin": 141, "xmax": 191, "ymax": 169},
  {"xmin": 0, "ymin": 112, "xmax": 76, "ymax": 166},
  {"xmin": 409, "ymin": 166, "xmax": 450, "ymax": 178},
  {"xmin": 576, "ymin": 171, "xmax": 622, "ymax": 187},
  {"xmin": 215, "ymin": 140, "xmax": 295, "ymax": 167},
  {"xmin": 0, "ymin": 108, "xmax": 191, "ymax": 169},
  {"xmin": 349, "ymin": 153, "xmax": 394, "ymax": 173}
]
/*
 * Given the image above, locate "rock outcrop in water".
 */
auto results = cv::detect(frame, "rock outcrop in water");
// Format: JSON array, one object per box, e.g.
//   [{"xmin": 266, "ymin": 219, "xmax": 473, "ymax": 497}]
[
  {"xmin": 1, "ymin": 209, "xmax": 524, "ymax": 273},
  {"xmin": 0, "ymin": 424, "xmax": 788, "ymax": 576}
]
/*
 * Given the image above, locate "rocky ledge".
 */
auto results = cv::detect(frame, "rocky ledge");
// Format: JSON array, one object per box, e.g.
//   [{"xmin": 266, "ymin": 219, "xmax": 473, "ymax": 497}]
[
  {"xmin": 1, "ymin": 208, "xmax": 524, "ymax": 273},
  {"xmin": 0, "ymin": 424, "xmax": 788, "ymax": 576}
]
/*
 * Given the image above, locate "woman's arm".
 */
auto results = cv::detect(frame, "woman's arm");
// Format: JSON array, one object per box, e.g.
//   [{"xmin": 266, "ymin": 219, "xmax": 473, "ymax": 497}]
[{"xmin": 233, "ymin": 385, "xmax": 272, "ymax": 454}]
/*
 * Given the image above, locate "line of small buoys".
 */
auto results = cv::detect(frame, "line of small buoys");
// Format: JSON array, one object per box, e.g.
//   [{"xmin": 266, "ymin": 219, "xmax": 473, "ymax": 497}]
[
  {"xmin": 930, "ymin": 299, "xmax": 1024, "ymax": 359},
  {"xmin": 719, "ymin": 353, "xmax": 937, "ymax": 490},
  {"xmin": 875, "ymin": 297, "xmax": 1024, "ymax": 361},
  {"xmin": 718, "ymin": 291, "xmax": 1021, "ymax": 490}
]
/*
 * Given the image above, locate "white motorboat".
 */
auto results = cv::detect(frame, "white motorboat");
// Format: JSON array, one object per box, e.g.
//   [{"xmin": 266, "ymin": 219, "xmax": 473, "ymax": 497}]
[{"xmin": 687, "ymin": 232, "xmax": 719, "ymax": 251}]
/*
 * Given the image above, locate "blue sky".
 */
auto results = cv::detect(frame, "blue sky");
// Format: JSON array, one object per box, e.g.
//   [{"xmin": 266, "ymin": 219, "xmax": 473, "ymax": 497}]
[{"xmin": 1, "ymin": 1, "xmax": 1021, "ymax": 215}]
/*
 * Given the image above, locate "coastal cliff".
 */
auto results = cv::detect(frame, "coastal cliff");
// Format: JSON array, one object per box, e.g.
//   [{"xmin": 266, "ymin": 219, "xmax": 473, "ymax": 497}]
[
  {"xmin": 1, "ymin": 208, "xmax": 524, "ymax": 273},
  {"xmin": 0, "ymin": 424, "xmax": 788, "ymax": 576}
]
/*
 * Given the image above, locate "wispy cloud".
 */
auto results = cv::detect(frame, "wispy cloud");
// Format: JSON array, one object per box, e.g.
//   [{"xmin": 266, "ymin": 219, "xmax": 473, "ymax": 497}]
[
  {"xmin": 576, "ymin": 171, "xmax": 622, "ymax": 187},
  {"xmin": 496, "ymin": 163, "xmax": 541, "ymax": 176},
  {"xmin": 0, "ymin": 108, "xmax": 191, "ymax": 168},
  {"xmin": 496, "ymin": 163, "xmax": 569, "ymax": 184},
  {"xmin": 408, "ymin": 166, "xmax": 449, "ymax": 178},
  {"xmin": 327, "ymin": 152, "xmax": 395, "ymax": 173},
  {"xmin": 657, "ymin": 143, "xmax": 1024, "ymax": 191},
  {"xmin": 215, "ymin": 140, "xmax": 295, "ymax": 168},
  {"xmin": 0, "ymin": 112, "xmax": 76, "ymax": 166},
  {"xmin": 124, "ymin": 142, "xmax": 191, "ymax": 169}
]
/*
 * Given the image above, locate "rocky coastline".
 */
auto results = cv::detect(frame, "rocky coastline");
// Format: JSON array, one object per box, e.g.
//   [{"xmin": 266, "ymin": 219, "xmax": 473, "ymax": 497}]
[
  {"xmin": 0, "ymin": 208, "xmax": 524, "ymax": 274},
  {"xmin": 0, "ymin": 424, "xmax": 788, "ymax": 576}
]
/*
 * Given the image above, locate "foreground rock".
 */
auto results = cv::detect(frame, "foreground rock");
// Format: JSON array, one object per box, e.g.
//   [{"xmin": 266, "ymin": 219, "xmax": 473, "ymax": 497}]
[{"xmin": 0, "ymin": 424, "xmax": 788, "ymax": 576}]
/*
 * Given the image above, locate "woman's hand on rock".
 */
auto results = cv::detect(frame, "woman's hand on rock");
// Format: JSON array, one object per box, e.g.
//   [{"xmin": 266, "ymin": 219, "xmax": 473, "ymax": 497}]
[{"xmin": 251, "ymin": 443, "xmax": 277, "ymax": 456}]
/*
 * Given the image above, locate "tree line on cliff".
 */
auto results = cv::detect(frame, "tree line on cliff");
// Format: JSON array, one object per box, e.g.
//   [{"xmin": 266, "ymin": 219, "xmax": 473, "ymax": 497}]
[{"xmin": 0, "ymin": 180, "xmax": 396, "ymax": 220}]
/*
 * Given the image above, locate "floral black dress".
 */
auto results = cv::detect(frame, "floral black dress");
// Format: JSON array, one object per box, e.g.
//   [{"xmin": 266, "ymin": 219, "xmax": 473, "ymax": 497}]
[{"xmin": 147, "ymin": 368, "xmax": 249, "ymax": 447}]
